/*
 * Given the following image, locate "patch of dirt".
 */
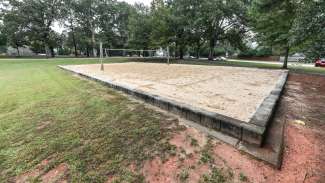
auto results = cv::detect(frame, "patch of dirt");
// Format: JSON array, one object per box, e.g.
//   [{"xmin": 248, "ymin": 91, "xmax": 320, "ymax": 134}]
[
  {"xmin": 41, "ymin": 163, "xmax": 69, "ymax": 183},
  {"xmin": 140, "ymin": 73, "xmax": 325, "ymax": 183},
  {"xmin": 37, "ymin": 121, "xmax": 52, "ymax": 131},
  {"xmin": 15, "ymin": 159, "xmax": 50, "ymax": 183},
  {"xmin": 169, "ymin": 127, "xmax": 207, "ymax": 155},
  {"xmin": 142, "ymin": 127, "xmax": 226, "ymax": 183},
  {"xmin": 15, "ymin": 160, "xmax": 69, "ymax": 183},
  {"xmin": 142, "ymin": 154, "xmax": 211, "ymax": 183}
]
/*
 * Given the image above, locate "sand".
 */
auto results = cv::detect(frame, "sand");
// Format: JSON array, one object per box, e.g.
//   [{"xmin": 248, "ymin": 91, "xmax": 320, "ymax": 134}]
[{"xmin": 63, "ymin": 62, "xmax": 284, "ymax": 122}]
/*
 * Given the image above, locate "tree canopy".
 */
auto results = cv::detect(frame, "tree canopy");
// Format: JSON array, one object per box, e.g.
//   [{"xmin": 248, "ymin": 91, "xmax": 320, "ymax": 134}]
[{"xmin": 0, "ymin": 0, "xmax": 323, "ymax": 62}]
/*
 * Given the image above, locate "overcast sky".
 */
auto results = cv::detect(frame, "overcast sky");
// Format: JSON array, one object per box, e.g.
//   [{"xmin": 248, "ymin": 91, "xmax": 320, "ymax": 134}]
[{"xmin": 118, "ymin": 0, "xmax": 152, "ymax": 6}]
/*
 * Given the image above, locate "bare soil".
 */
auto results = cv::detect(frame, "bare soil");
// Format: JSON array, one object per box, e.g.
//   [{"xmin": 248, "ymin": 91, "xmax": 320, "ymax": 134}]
[
  {"xmin": 64, "ymin": 63, "xmax": 284, "ymax": 122},
  {"xmin": 140, "ymin": 73, "xmax": 325, "ymax": 183}
]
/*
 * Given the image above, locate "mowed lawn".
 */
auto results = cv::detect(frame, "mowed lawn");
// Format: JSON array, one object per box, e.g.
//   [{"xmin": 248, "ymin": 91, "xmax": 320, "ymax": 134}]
[{"xmin": 0, "ymin": 58, "xmax": 179, "ymax": 182}]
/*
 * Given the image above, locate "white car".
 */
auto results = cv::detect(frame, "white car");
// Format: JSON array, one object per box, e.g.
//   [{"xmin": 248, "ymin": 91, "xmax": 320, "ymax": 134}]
[{"xmin": 213, "ymin": 57, "xmax": 227, "ymax": 61}]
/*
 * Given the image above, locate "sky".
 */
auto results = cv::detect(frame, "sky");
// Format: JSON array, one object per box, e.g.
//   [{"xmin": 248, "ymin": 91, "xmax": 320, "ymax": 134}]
[
  {"xmin": 53, "ymin": 0, "xmax": 152, "ymax": 32},
  {"xmin": 118, "ymin": 0, "xmax": 152, "ymax": 6}
]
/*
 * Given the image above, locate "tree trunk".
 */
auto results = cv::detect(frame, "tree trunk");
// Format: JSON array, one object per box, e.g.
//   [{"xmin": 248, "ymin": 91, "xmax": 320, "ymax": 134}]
[
  {"xmin": 45, "ymin": 44, "xmax": 50, "ymax": 58},
  {"xmin": 283, "ymin": 46, "xmax": 290, "ymax": 69},
  {"xmin": 50, "ymin": 46, "xmax": 55, "ymax": 57},
  {"xmin": 91, "ymin": 28, "xmax": 97, "ymax": 57},
  {"xmin": 208, "ymin": 39, "xmax": 215, "ymax": 61},
  {"xmin": 86, "ymin": 47, "xmax": 90, "ymax": 57},
  {"xmin": 179, "ymin": 46, "xmax": 184, "ymax": 60},
  {"xmin": 208, "ymin": 47, "xmax": 214, "ymax": 61},
  {"xmin": 196, "ymin": 41, "xmax": 200, "ymax": 59},
  {"xmin": 72, "ymin": 29, "xmax": 78, "ymax": 57},
  {"xmin": 16, "ymin": 45, "xmax": 20, "ymax": 57},
  {"xmin": 69, "ymin": 18, "xmax": 78, "ymax": 57}
]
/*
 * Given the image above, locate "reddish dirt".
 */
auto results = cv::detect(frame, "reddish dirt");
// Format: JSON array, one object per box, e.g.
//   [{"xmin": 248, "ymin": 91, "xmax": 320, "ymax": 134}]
[
  {"xmin": 15, "ymin": 159, "xmax": 50, "ymax": 183},
  {"xmin": 15, "ymin": 160, "xmax": 69, "ymax": 183},
  {"xmin": 141, "ymin": 73, "xmax": 325, "ymax": 183},
  {"xmin": 41, "ymin": 163, "xmax": 69, "ymax": 183},
  {"xmin": 142, "ymin": 127, "xmax": 211, "ymax": 183}
]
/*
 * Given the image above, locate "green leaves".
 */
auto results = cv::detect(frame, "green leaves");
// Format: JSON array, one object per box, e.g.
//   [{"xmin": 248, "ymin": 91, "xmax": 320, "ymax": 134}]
[
  {"xmin": 250, "ymin": 0, "xmax": 324, "ymax": 60},
  {"xmin": 291, "ymin": 0, "xmax": 325, "ymax": 59}
]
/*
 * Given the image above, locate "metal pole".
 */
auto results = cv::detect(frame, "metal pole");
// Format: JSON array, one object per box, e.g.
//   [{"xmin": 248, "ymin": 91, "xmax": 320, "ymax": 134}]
[{"xmin": 100, "ymin": 42, "xmax": 104, "ymax": 71}]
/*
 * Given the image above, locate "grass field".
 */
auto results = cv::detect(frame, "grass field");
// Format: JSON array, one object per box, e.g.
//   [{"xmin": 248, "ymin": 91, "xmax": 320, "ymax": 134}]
[
  {"xmin": 0, "ymin": 57, "xmax": 324, "ymax": 182},
  {"xmin": 0, "ymin": 58, "xmax": 181, "ymax": 182}
]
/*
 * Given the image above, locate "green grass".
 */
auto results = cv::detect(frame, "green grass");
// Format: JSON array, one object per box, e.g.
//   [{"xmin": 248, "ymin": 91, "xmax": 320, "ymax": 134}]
[
  {"xmin": 177, "ymin": 59, "xmax": 325, "ymax": 75},
  {"xmin": 0, "ymin": 58, "xmax": 179, "ymax": 182},
  {"xmin": 139, "ymin": 58, "xmax": 325, "ymax": 75},
  {"xmin": 199, "ymin": 167, "xmax": 227, "ymax": 183}
]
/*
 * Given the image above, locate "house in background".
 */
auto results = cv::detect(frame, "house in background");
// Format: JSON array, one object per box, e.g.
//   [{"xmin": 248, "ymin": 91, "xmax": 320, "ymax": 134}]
[{"xmin": 6, "ymin": 46, "xmax": 35, "ymax": 56}]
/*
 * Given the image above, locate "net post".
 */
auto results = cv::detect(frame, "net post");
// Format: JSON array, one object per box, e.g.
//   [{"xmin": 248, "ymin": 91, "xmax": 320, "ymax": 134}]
[{"xmin": 100, "ymin": 42, "xmax": 104, "ymax": 71}]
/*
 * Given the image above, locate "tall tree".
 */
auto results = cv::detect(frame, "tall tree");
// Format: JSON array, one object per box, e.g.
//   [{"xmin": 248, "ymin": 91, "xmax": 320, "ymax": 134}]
[
  {"xmin": 97, "ymin": 0, "xmax": 116, "ymax": 49},
  {"xmin": 250, "ymin": 0, "xmax": 297, "ymax": 68},
  {"xmin": 291, "ymin": 0, "xmax": 325, "ymax": 60},
  {"xmin": 184, "ymin": 0, "xmax": 206, "ymax": 59},
  {"xmin": 113, "ymin": 2, "xmax": 132, "ymax": 48},
  {"xmin": 128, "ymin": 3, "xmax": 152, "ymax": 50},
  {"xmin": 7, "ymin": 0, "xmax": 65, "ymax": 57},
  {"xmin": 150, "ymin": 0, "xmax": 173, "ymax": 49},
  {"xmin": 2, "ymin": 11, "xmax": 28, "ymax": 56},
  {"xmin": 0, "ymin": 23, "xmax": 7, "ymax": 53},
  {"xmin": 200, "ymin": 0, "xmax": 247, "ymax": 60},
  {"xmin": 168, "ymin": 0, "xmax": 189, "ymax": 59},
  {"xmin": 74, "ymin": 0, "xmax": 100, "ymax": 57},
  {"xmin": 63, "ymin": 0, "xmax": 79, "ymax": 57}
]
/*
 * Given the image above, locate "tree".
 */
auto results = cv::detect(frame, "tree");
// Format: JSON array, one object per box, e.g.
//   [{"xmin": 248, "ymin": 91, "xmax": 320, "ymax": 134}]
[
  {"xmin": 128, "ymin": 3, "xmax": 152, "ymax": 50},
  {"xmin": 168, "ymin": 0, "xmax": 189, "ymax": 59},
  {"xmin": 2, "ymin": 11, "xmax": 28, "ymax": 56},
  {"xmin": 3, "ymin": 0, "xmax": 65, "ymax": 57},
  {"xmin": 74, "ymin": 0, "xmax": 101, "ymax": 57},
  {"xmin": 63, "ymin": 0, "xmax": 79, "ymax": 57},
  {"xmin": 113, "ymin": 2, "xmax": 132, "ymax": 48},
  {"xmin": 150, "ymin": 0, "xmax": 174, "ymax": 50},
  {"xmin": 250, "ymin": 0, "xmax": 297, "ymax": 69},
  {"xmin": 97, "ymin": 0, "xmax": 116, "ymax": 49},
  {"xmin": 200, "ymin": 0, "xmax": 247, "ymax": 60},
  {"xmin": 183, "ymin": 0, "xmax": 206, "ymax": 59},
  {"xmin": 291, "ymin": 0, "xmax": 325, "ymax": 61},
  {"xmin": 0, "ymin": 23, "xmax": 7, "ymax": 53},
  {"xmin": 150, "ymin": 0, "xmax": 193, "ymax": 59},
  {"xmin": 66, "ymin": 26, "xmax": 93, "ymax": 57}
]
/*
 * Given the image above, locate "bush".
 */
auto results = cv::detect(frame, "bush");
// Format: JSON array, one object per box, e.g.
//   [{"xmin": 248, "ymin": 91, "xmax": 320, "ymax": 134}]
[{"xmin": 238, "ymin": 48, "xmax": 272, "ymax": 57}]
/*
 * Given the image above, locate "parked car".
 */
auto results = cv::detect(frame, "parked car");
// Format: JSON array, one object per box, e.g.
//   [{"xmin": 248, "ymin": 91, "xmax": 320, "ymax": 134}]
[
  {"xmin": 280, "ymin": 53, "xmax": 305, "ymax": 62},
  {"xmin": 315, "ymin": 58, "xmax": 325, "ymax": 67},
  {"xmin": 213, "ymin": 56, "xmax": 227, "ymax": 61}
]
